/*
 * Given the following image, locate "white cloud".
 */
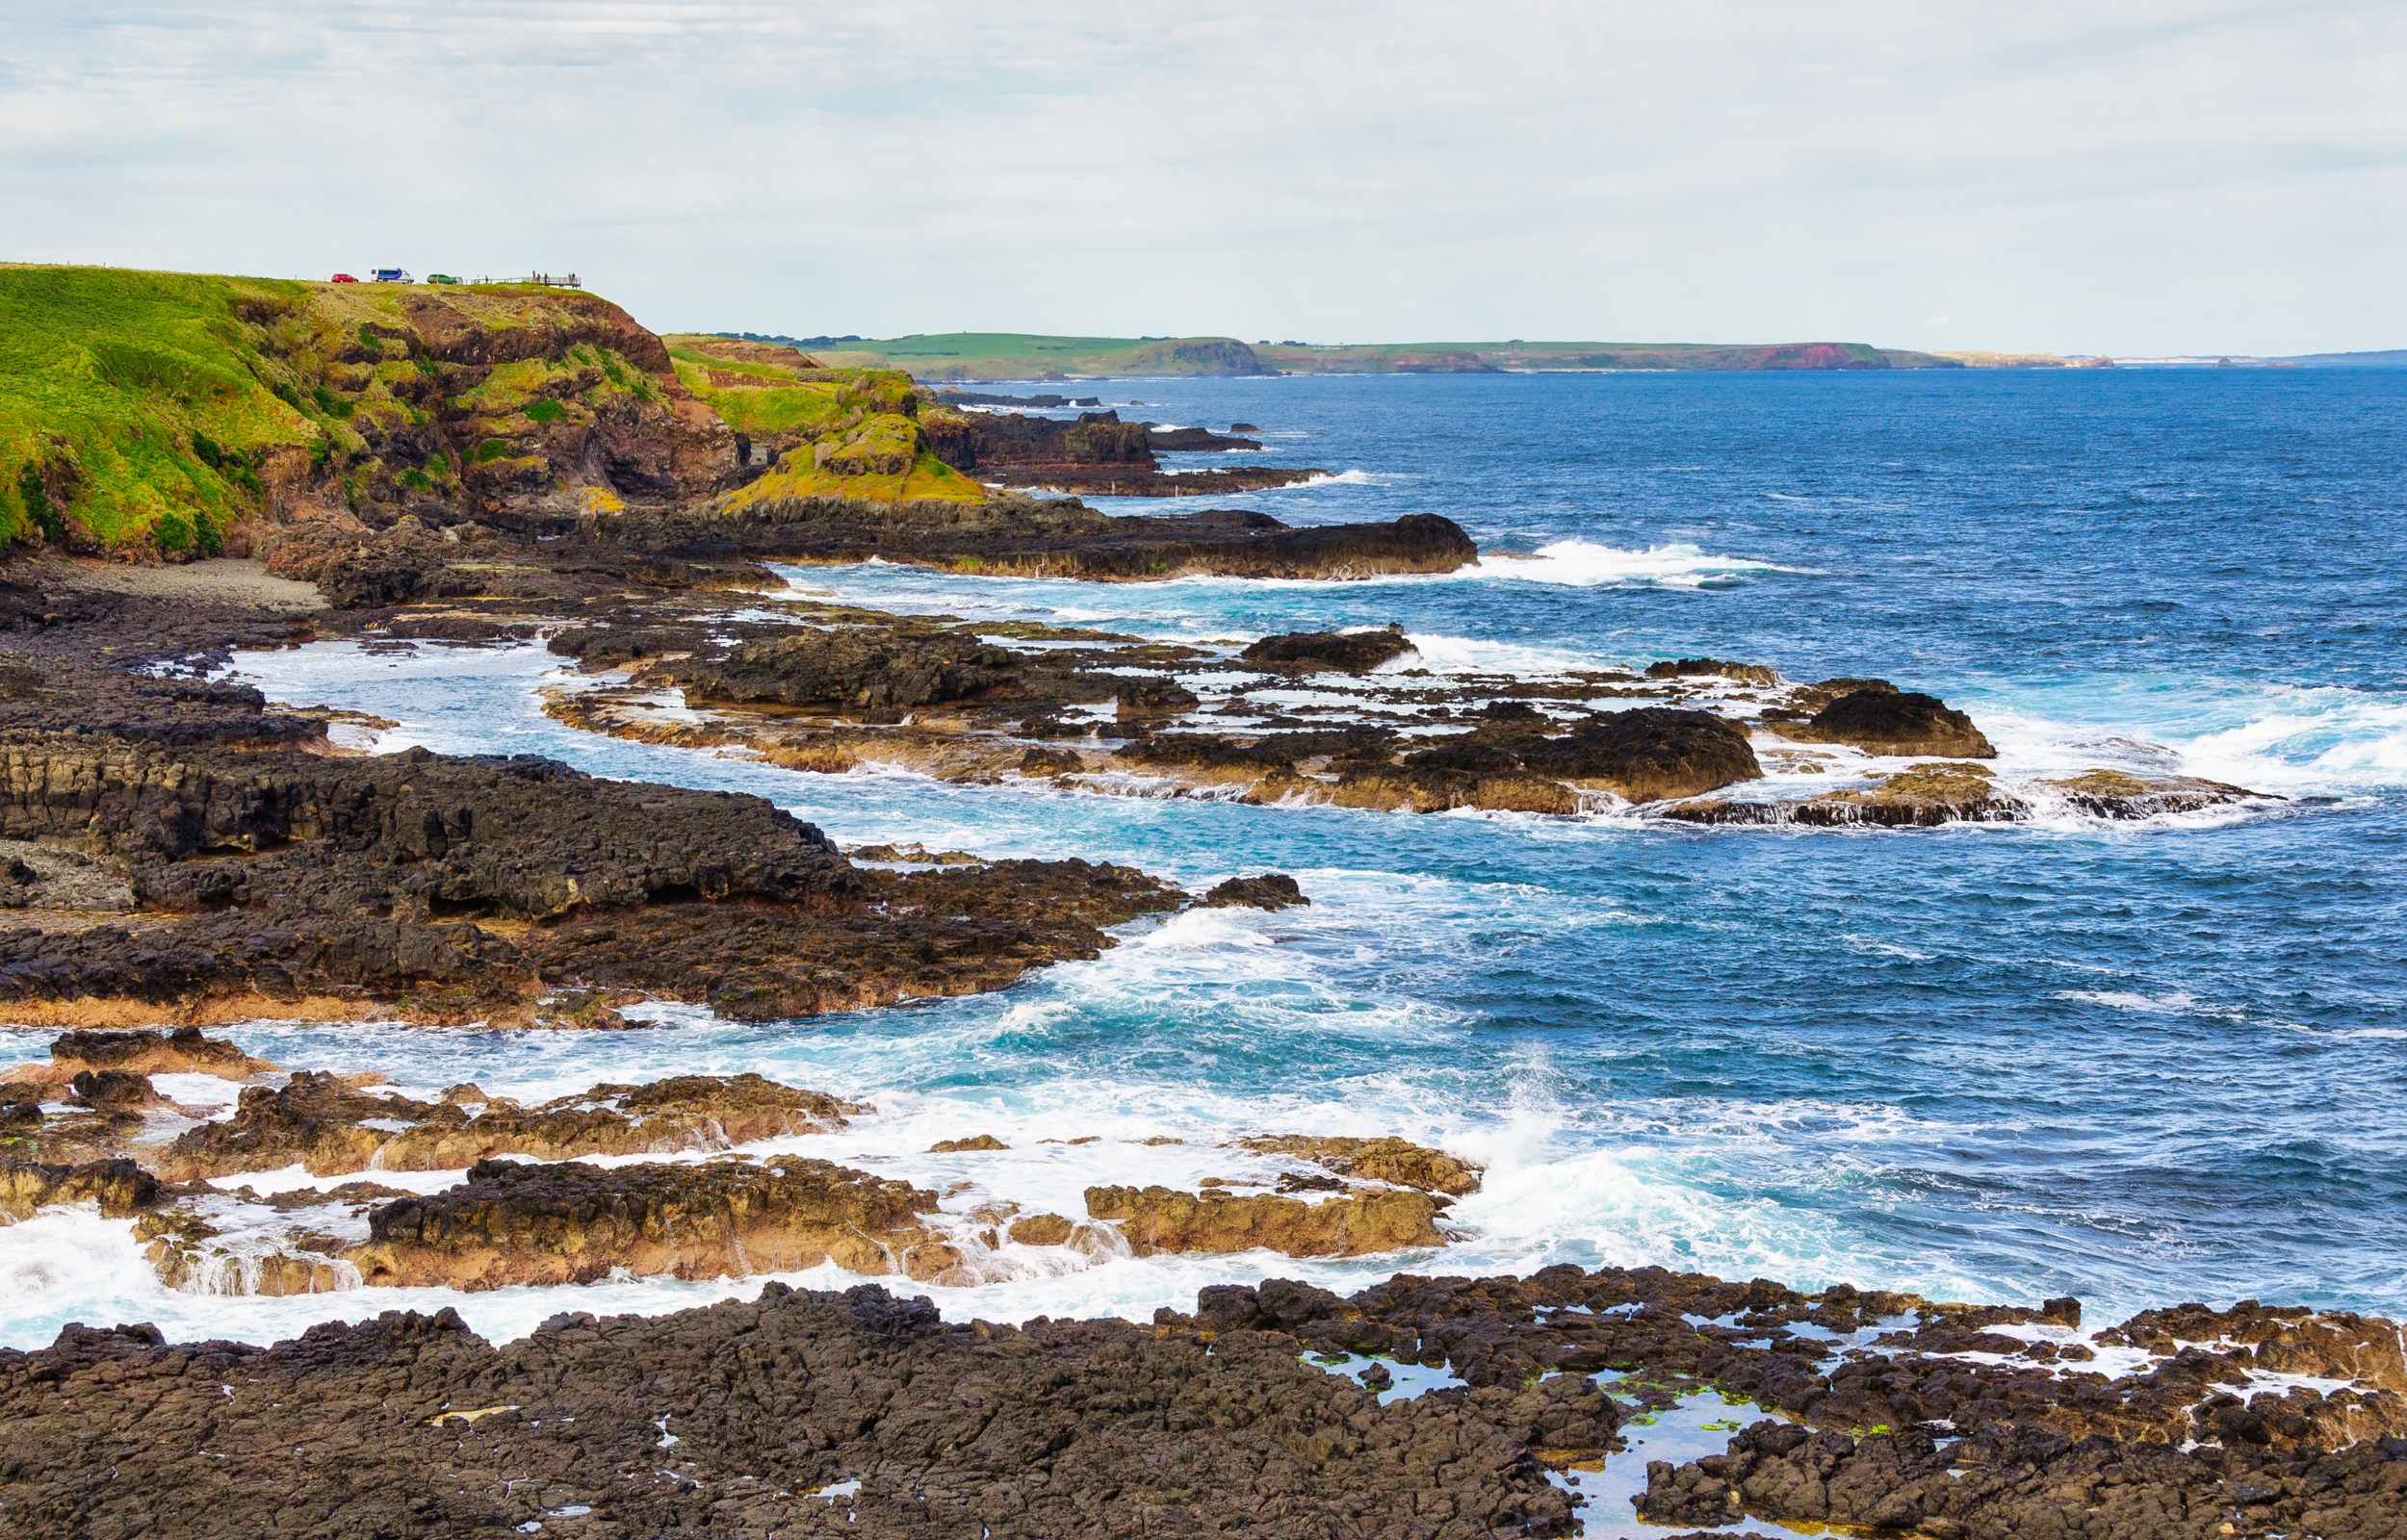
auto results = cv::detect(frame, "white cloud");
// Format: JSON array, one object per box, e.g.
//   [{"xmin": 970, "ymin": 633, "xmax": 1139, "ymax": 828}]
[{"xmin": 2, "ymin": 0, "xmax": 2401, "ymax": 353}]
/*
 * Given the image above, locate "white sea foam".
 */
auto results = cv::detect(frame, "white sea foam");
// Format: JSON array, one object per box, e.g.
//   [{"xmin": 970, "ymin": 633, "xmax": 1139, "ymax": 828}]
[
  {"xmin": 2167, "ymin": 685, "xmax": 2407, "ymax": 794},
  {"xmin": 1459, "ymin": 539, "xmax": 1807, "ymax": 589}
]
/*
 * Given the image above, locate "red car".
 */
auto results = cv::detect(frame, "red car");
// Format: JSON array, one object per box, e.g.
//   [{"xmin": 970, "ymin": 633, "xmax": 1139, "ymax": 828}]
[{"xmin": 330, "ymin": 272, "xmax": 358, "ymax": 283}]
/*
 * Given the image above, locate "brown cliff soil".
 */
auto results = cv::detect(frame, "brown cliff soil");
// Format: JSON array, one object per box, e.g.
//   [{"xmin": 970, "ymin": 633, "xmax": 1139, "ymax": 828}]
[{"xmin": 6, "ymin": 1268, "xmax": 2401, "ymax": 1538}]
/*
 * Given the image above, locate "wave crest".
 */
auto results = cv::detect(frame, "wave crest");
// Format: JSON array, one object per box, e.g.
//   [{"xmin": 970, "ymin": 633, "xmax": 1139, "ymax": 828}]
[{"xmin": 1462, "ymin": 539, "xmax": 1804, "ymax": 589}]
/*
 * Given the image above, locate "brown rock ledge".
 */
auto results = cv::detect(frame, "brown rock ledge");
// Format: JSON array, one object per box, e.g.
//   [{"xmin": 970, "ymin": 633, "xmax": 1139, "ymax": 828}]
[{"xmin": 1085, "ymin": 1183, "xmax": 1447, "ymax": 1257}]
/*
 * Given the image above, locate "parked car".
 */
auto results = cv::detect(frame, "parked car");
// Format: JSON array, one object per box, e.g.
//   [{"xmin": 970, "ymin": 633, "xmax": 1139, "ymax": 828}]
[
  {"xmin": 330, "ymin": 272, "xmax": 358, "ymax": 283},
  {"xmin": 426, "ymin": 273, "xmax": 462, "ymax": 285}
]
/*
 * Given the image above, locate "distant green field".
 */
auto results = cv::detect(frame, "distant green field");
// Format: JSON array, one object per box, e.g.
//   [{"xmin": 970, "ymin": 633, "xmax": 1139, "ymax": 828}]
[{"xmin": 725, "ymin": 331, "xmax": 1967, "ymax": 378}]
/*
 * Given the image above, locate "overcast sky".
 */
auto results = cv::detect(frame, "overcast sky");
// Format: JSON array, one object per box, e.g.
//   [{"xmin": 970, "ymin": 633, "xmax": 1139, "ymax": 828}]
[{"xmin": 5, "ymin": 1, "xmax": 2401, "ymax": 354}]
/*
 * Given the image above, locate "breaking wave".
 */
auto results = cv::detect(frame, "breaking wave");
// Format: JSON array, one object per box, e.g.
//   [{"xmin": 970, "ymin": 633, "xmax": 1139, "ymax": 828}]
[{"xmin": 1459, "ymin": 539, "xmax": 1807, "ymax": 589}]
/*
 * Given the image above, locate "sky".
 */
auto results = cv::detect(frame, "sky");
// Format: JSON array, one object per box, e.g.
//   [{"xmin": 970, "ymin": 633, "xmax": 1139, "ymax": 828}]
[{"xmin": 4, "ymin": 1, "xmax": 2402, "ymax": 355}]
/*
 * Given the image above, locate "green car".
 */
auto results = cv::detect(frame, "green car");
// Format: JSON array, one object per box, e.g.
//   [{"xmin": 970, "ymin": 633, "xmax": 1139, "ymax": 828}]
[{"xmin": 427, "ymin": 272, "xmax": 462, "ymax": 285}]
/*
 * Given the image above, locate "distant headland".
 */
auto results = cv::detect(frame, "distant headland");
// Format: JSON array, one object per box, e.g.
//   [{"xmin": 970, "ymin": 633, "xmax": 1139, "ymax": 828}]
[{"xmin": 725, "ymin": 330, "xmax": 2122, "ymax": 378}]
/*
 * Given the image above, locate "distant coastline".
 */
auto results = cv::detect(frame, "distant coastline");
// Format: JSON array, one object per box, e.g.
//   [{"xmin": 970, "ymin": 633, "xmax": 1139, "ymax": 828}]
[{"xmin": 716, "ymin": 329, "xmax": 2122, "ymax": 378}]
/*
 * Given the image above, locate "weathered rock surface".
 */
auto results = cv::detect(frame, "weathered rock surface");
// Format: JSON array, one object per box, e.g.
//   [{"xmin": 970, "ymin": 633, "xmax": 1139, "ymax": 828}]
[
  {"xmin": 1086, "ymin": 1183, "xmax": 1446, "ymax": 1257},
  {"xmin": 1240, "ymin": 625, "xmax": 1414, "ymax": 674},
  {"xmin": 598, "ymin": 498, "xmax": 1480, "ymax": 581},
  {"xmin": 1513, "ymin": 707, "xmax": 1764, "ymax": 802},
  {"xmin": 1237, "ymin": 1135, "xmax": 1482, "ymax": 1196},
  {"xmin": 348, "ymin": 1157, "xmax": 941, "ymax": 1290},
  {"xmin": 1669, "ymin": 763, "xmax": 2276, "ymax": 828},
  {"xmin": 2039, "ymin": 768, "xmax": 2267, "ymax": 817},
  {"xmin": 1779, "ymin": 686, "xmax": 1997, "ymax": 757},
  {"xmin": 0, "ymin": 1155, "xmax": 165, "ymax": 1220},
  {"xmin": 1203, "ymin": 873, "xmax": 1309, "ymax": 910},
  {"xmin": 154, "ymin": 1070, "xmax": 854, "ymax": 1182},
  {"xmin": 0, "ymin": 1283, "xmax": 1584, "ymax": 1538},
  {"xmin": 1666, "ymin": 761, "xmax": 2024, "ymax": 828},
  {"xmin": 10, "ymin": 1266, "xmax": 2401, "ymax": 1538},
  {"xmin": 37, "ymin": 1025, "xmax": 271, "ymax": 1083}
]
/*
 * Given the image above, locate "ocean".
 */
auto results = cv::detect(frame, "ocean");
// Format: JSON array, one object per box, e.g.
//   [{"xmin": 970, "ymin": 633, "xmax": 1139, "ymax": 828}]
[{"xmin": 4, "ymin": 365, "xmax": 2400, "ymax": 1351}]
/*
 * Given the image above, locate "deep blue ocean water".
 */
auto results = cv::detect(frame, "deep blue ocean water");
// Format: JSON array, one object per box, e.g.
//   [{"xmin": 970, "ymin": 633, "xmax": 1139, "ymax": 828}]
[{"xmin": 5, "ymin": 367, "xmax": 2400, "ymax": 1348}]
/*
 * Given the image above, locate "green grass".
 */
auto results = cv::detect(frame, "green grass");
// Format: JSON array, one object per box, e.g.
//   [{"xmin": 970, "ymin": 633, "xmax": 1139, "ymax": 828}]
[
  {"xmin": 0, "ymin": 264, "xmax": 692, "ymax": 554},
  {"xmin": 0, "ymin": 265, "xmax": 323, "ymax": 549}
]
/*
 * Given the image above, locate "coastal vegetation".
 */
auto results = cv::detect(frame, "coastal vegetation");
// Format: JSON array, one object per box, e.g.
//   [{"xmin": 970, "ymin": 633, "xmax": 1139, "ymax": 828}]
[{"xmin": 0, "ymin": 265, "xmax": 696, "ymax": 555}]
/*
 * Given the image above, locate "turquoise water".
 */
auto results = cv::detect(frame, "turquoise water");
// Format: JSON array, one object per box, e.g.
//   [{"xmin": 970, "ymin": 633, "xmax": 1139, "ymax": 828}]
[{"xmin": 4, "ymin": 368, "xmax": 2400, "ymax": 1348}]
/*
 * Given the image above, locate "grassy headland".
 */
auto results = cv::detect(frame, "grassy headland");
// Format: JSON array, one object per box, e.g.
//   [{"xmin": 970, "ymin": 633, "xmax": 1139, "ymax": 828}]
[
  {"xmin": 0, "ymin": 266, "xmax": 994, "ymax": 558},
  {"xmin": 662, "ymin": 337, "xmax": 983, "ymax": 506}
]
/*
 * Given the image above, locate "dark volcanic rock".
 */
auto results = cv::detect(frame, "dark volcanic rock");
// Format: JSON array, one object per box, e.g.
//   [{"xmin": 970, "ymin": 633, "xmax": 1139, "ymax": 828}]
[
  {"xmin": 1792, "ymin": 687, "xmax": 1996, "ymax": 757},
  {"xmin": 594, "ymin": 497, "xmax": 1479, "ymax": 581},
  {"xmin": 670, "ymin": 629, "xmax": 1023, "ymax": 713},
  {"xmin": 5, "ymin": 1265, "xmax": 2404, "ymax": 1538},
  {"xmin": 0, "ymin": 1285, "xmax": 1580, "ymax": 1539},
  {"xmin": 1204, "ymin": 873, "xmax": 1309, "ymax": 910},
  {"xmin": 1240, "ymin": 624, "xmax": 1414, "ymax": 674},
  {"xmin": 1644, "ymin": 657, "xmax": 1779, "ymax": 685},
  {"xmin": 1516, "ymin": 707, "xmax": 1763, "ymax": 802}
]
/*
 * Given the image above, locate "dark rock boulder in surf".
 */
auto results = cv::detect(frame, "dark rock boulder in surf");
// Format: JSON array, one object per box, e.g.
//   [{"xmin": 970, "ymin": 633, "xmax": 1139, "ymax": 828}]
[
  {"xmin": 1203, "ymin": 873, "xmax": 1308, "ymax": 910},
  {"xmin": 1644, "ymin": 656, "xmax": 1779, "ymax": 685},
  {"xmin": 1788, "ymin": 687, "xmax": 1996, "ymax": 757},
  {"xmin": 1240, "ymin": 624, "xmax": 1414, "ymax": 674},
  {"xmin": 1115, "ymin": 677, "xmax": 1200, "ymax": 723},
  {"xmin": 667, "ymin": 629, "xmax": 1023, "ymax": 714},
  {"xmin": 1515, "ymin": 706, "xmax": 1764, "ymax": 802}
]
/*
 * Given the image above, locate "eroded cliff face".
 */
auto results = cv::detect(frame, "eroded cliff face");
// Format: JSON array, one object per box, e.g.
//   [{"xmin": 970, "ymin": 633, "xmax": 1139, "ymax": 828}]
[{"xmin": 0, "ymin": 268, "xmax": 741, "ymax": 559}]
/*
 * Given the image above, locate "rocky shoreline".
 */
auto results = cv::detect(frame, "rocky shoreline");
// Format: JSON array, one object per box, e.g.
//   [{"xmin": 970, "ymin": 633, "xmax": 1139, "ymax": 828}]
[
  {"xmin": 4, "ymin": 1264, "xmax": 2399, "ymax": 1537},
  {"xmin": 0, "ymin": 277, "xmax": 2373, "ymax": 1539}
]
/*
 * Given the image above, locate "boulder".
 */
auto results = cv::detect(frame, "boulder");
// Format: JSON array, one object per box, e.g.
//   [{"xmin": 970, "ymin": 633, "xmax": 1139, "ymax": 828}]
[
  {"xmin": 0, "ymin": 1156, "xmax": 166, "ymax": 1219},
  {"xmin": 1085, "ymin": 1183, "xmax": 1445, "ymax": 1257},
  {"xmin": 1788, "ymin": 688, "xmax": 1995, "ymax": 757},
  {"xmin": 1517, "ymin": 707, "xmax": 1763, "ymax": 802},
  {"xmin": 668, "ymin": 629, "xmax": 1022, "ymax": 714},
  {"xmin": 1644, "ymin": 657, "xmax": 1778, "ymax": 685},
  {"xmin": 1203, "ymin": 874, "xmax": 1308, "ymax": 910},
  {"xmin": 1237, "ymin": 1135, "xmax": 1482, "ymax": 1195},
  {"xmin": 349, "ymin": 1156, "xmax": 940, "ymax": 1290},
  {"xmin": 1240, "ymin": 625, "xmax": 1414, "ymax": 675}
]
